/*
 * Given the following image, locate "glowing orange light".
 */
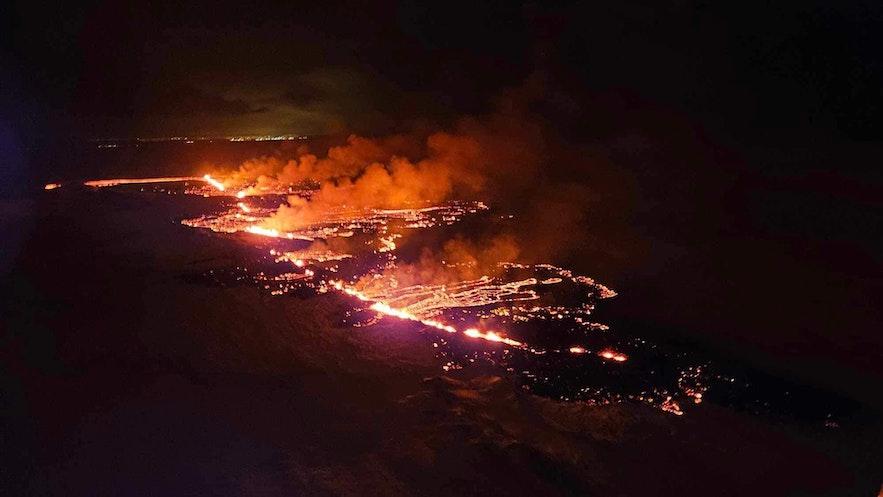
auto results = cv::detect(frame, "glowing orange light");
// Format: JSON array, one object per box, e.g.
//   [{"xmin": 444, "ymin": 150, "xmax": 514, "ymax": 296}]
[
  {"xmin": 44, "ymin": 183, "xmax": 61, "ymax": 190},
  {"xmin": 73, "ymin": 173, "xmax": 676, "ymax": 413},
  {"xmin": 660, "ymin": 397, "xmax": 683, "ymax": 415},
  {"xmin": 84, "ymin": 174, "xmax": 229, "ymax": 193},
  {"xmin": 245, "ymin": 226, "xmax": 281, "ymax": 238},
  {"xmin": 599, "ymin": 349, "xmax": 627, "ymax": 362},
  {"xmin": 84, "ymin": 176, "xmax": 203, "ymax": 187},
  {"xmin": 202, "ymin": 174, "xmax": 225, "ymax": 191},
  {"xmin": 329, "ymin": 281, "xmax": 522, "ymax": 344},
  {"xmin": 243, "ymin": 225, "xmax": 313, "ymax": 240},
  {"xmin": 463, "ymin": 328, "xmax": 523, "ymax": 347},
  {"xmin": 377, "ymin": 234, "xmax": 399, "ymax": 253}
]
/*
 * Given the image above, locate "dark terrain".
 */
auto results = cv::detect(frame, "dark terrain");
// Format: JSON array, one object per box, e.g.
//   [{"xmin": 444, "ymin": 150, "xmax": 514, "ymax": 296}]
[{"xmin": 1, "ymin": 179, "xmax": 880, "ymax": 496}]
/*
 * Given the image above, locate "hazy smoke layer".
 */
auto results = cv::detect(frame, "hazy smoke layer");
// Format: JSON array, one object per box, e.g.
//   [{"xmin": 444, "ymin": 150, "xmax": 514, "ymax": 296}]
[{"xmin": 214, "ymin": 78, "xmax": 601, "ymax": 268}]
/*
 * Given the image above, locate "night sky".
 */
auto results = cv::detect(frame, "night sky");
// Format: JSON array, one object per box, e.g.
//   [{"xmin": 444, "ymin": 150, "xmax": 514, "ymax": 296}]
[{"xmin": 4, "ymin": 1, "xmax": 882, "ymax": 141}]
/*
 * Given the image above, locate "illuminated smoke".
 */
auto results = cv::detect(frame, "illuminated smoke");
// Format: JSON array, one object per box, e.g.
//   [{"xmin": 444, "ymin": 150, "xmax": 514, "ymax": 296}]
[
  {"xmin": 219, "ymin": 135, "xmax": 423, "ymax": 194},
  {"xmin": 353, "ymin": 234, "xmax": 521, "ymax": 294},
  {"xmin": 253, "ymin": 133, "xmax": 485, "ymax": 231}
]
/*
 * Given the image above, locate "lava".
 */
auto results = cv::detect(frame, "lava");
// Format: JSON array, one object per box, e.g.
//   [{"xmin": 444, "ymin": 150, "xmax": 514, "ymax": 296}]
[
  {"xmin": 244, "ymin": 225, "xmax": 314, "ymax": 240},
  {"xmin": 84, "ymin": 176, "xmax": 204, "ymax": 187},
  {"xmin": 71, "ymin": 173, "xmax": 834, "ymax": 420},
  {"xmin": 599, "ymin": 349, "xmax": 628, "ymax": 362},
  {"xmin": 79, "ymin": 174, "xmax": 230, "ymax": 194},
  {"xmin": 202, "ymin": 174, "xmax": 226, "ymax": 191},
  {"xmin": 463, "ymin": 328, "xmax": 523, "ymax": 347},
  {"xmin": 329, "ymin": 280, "xmax": 531, "ymax": 347}
]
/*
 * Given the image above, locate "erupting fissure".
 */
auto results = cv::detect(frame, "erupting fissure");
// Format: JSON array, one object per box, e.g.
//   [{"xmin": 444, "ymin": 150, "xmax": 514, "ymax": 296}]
[
  {"xmin": 202, "ymin": 174, "xmax": 226, "ymax": 191},
  {"xmin": 67, "ymin": 171, "xmax": 740, "ymax": 418},
  {"xmin": 42, "ymin": 174, "xmax": 233, "ymax": 191},
  {"xmin": 83, "ymin": 176, "xmax": 205, "ymax": 187}
]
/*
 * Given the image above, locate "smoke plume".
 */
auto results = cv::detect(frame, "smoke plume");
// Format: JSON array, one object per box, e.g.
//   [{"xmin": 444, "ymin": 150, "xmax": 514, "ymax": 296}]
[{"xmin": 212, "ymin": 76, "xmax": 605, "ymax": 272}]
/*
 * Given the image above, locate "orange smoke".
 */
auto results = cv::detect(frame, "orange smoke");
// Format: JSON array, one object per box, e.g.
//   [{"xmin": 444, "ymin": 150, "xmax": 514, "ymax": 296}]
[
  {"xmin": 210, "ymin": 75, "xmax": 600, "ymax": 268},
  {"xmin": 258, "ymin": 133, "xmax": 485, "ymax": 230},
  {"xmin": 219, "ymin": 135, "xmax": 422, "ymax": 194},
  {"xmin": 352, "ymin": 234, "xmax": 520, "ymax": 294}
]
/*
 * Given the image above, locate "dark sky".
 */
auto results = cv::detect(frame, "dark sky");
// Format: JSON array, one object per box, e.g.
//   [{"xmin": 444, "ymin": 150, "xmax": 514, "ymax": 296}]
[{"xmin": 3, "ymin": 0, "xmax": 882, "ymax": 142}]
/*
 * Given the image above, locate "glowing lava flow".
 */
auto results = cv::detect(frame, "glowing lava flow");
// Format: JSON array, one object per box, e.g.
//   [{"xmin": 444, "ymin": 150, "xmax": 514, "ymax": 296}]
[
  {"xmin": 329, "ymin": 280, "xmax": 531, "ymax": 347},
  {"xmin": 244, "ymin": 225, "xmax": 314, "ymax": 241},
  {"xmin": 70, "ymin": 175, "xmax": 851, "ymax": 420},
  {"xmin": 327, "ymin": 279, "xmax": 630, "ymax": 358},
  {"xmin": 202, "ymin": 174, "xmax": 225, "ymax": 191},
  {"xmin": 79, "ymin": 174, "xmax": 230, "ymax": 193},
  {"xmin": 599, "ymin": 349, "xmax": 628, "ymax": 362},
  {"xmin": 463, "ymin": 328, "xmax": 523, "ymax": 347},
  {"xmin": 245, "ymin": 226, "xmax": 282, "ymax": 237},
  {"xmin": 84, "ymin": 176, "xmax": 204, "ymax": 187}
]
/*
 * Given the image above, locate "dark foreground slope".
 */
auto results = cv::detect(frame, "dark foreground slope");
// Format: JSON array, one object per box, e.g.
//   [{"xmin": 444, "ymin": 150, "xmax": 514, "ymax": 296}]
[{"xmin": 2, "ymin": 189, "xmax": 881, "ymax": 496}]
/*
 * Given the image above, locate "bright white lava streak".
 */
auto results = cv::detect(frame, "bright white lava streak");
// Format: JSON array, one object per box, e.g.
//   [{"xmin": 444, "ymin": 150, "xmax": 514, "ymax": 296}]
[
  {"xmin": 83, "ymin": 176, "xmax": 205, "ymax": 187},
  {"xmin": 76, "ymin": 175, "xmax": 628, "ymax": 363},
  {"xmin": 80, "ymin": 174, "xmax": 231, "ymax": 193},
  {"xmin": 329, "ymin": 280, "xmax": 525, "ymax": 347}
]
